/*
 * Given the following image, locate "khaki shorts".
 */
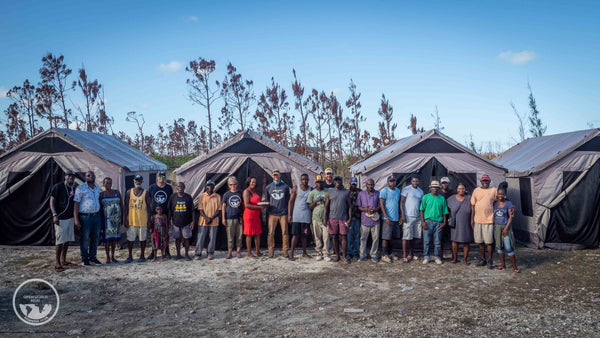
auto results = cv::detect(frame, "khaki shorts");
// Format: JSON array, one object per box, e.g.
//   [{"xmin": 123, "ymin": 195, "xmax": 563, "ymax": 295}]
[
  {"xmin": 402, "ymin": 217, "xmax": 422, "ymax": 240},
  {"xmin": 473, "ymin": 223, "xmax": 494, "ymax": 244},
  {"xmin": 55, "ymin": 218, "xmax": 75, "ymax": 245},
  {"xmin": 127, "ymin": 226, "xmax": 147, "ymax": 242}
]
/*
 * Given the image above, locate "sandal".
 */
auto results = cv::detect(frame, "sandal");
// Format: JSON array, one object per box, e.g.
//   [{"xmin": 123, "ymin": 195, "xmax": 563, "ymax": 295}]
[
  {"xmin": 451, "ymin": 259, "xmax": 458, "ymax": 264},
  {"xmin": 496, "ymin": 265, "xmax": 505, "ymax": 270},
  {"xmin": 61, "ymin": 261, "xmax": 75, "ymax": 267},
  {"xmin": 513, "ymin": 268, "xmax": 521, "ymax": 273},
  {"xmin": 54, "ymin": 266, "xmax": 64, "ymax": 272},
  {"xmin": 463, "ymin": 259, "xmax": 470, "ymax": 265}
]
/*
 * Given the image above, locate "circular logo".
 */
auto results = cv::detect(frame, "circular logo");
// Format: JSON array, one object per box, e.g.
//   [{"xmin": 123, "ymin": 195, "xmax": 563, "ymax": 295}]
[
  {"xmin": 154, "ymin": 190, "xmax": 168, "ymax": 204},
  {"xmin": 13, "ymin": 279, "xmax": 59, "ymax": 326},
  {"xmin": 228, "ymin": 195, "xmax": 241, "ymax": 208}
]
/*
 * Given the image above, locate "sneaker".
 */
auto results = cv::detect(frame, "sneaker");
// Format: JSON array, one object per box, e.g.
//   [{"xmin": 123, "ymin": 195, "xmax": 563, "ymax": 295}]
[
  {"xmin": 185, "ymin": 255, "xmax": 192, "ymax": 261},
  {"xmin": 435, "ymin": 259, "xmax": 443, "ymax": 265},
  {"xmin": 138, "ymin": 257, "xmax": 146, "ymax": 263},
  {"xmin": 381, "ymin": 255, "xmax": 392, "ymax": 263},
  {"xmin": 111, "ymin": 258, "xmax": 119, "ymax": 263},
  {"xmin": 487, "ymin": 262, "xmax": 494, "ymax": 269},
  {"xmin": 207, "ymin": 254, "xmax": 214, "ymax": 261},
  {"xmin": 358, "ymin": 257, "xmax": 367, "ymax": 262},
  {"xmin": 175, "ymin": 255, "xmax": 183, "ymax": 260},
  {"xmin": 403, "ymin": 258, "xmax": 409, "ymax": 263},
  {"xmin": 422, "ymin": 258, "xmax": 430, "ymax": 264},
  {"xmin": 82, "ymin": 260, "xmax": 91, "ymax": 266},
  {"xmin": 194, "ymin": 255, "xmax": 202, "ymax": 260},
  {"xmin": 125, "ymin": 257, "xmax": 133, "ymax": 263},
  {"xmin": 324, "ymin": 256, "xmax": 332, "ymax": 262},
  {"xmin": 90, "ymin": 258, "xmax": 102, "ymax": 265},
  {"xmin": 371, "ymin": 257, "xmax": 380, "ymax": 263},
  {"xmin": 315, "ymin": 255, "xmax": 323, "ymax": 261},
  {"xmin": 345, "ymin": 258, "xmax": 351, "ymax": 264},
  {"xmin": 476, "ymin": 259, "xmax": 487, "ymax": 267}
]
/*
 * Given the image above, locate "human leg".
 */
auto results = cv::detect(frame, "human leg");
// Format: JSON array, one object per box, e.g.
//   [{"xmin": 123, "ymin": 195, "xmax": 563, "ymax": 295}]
[
  {"xmin": 79, "ymin": 215, "xmax": 92, "ymax": 262},
  {"xmin": 267, "ymin": 215, "xmax": 277, "ymax": 257},
  {"xmin": 280, "ymin": 216, "xmax": 290, "ymax": 257},
  {"xmin": 196, "ymin": 226, "xmax": 208, "ymax": 257}
]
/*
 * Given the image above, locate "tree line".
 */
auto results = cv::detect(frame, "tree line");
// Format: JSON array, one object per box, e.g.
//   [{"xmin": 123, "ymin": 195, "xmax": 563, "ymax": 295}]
[{"xmin": 0, "ymin": 53, "xmax": 549, "ymax": 170}]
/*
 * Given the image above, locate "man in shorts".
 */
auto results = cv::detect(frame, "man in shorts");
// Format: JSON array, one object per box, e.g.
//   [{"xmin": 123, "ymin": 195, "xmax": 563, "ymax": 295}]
[
  {"xmin": 400, "ymin": 176, "xmax": 423, "ymax": 263},
  {"xmin": 50, "ymin": 170, "xmax": 78, "ymax": 271},
  {"xmin": 307, "ymin": 175, "xmax": 328, "ymax": 260},
  {"xmin": 167, "ymin": 182, "xmax": 195, "ymax": 260},
  {"xmin": 123, "ymin": 175, "xmax": 152, "ymax": 263},
  {"xmin": 471, "ymin": 174, "xmax": 497, "ymax": 269},
  {"xmin": 379, "ymin": 174, "xmax": 401, "ymax": 262},
  {"xmin": 287, "ymin": 173, "xmax": 312, "ymax": 261},
  {"xmin": 324, "ymin": 176, "xmax": 351, "ymax": 263}
]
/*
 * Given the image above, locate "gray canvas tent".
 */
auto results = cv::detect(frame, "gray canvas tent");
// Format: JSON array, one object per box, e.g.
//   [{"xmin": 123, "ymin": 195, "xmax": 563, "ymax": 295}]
[
  {"xmin": 175, "ymin": 129, "xmax": 322, "ymax": 199},
  {"xmin": 350, "ymin": 129, "xmax": 507, "ymax": 192},
  {"xmin": 493, "ymin": 128, "xmax": 600, "ymax": 250},
  {"xmin": 0, "ymin": 128, "xmax": 167, "ymax": 245}
]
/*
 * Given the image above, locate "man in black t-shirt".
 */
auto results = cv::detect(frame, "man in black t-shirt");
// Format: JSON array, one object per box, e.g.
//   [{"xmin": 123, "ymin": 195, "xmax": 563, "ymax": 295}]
[
  {"xmin": 222, "ymin": 177, "xmax": 244, "ymax": 259},
  {"xmin": 49, "ymin": 170, "xmax": 78, "ymax": 272},
  {"xmin": 148, "ymin": 171, "xmax": 173, "ymax": 258},
  {"xmin": 167, "ymin": 182, "xmax": 195, "ymax": 260}
]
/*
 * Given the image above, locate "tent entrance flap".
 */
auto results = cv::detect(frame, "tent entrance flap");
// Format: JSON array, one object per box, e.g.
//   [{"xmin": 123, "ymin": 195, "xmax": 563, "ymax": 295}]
[
  {"xmin": 546, "ymin": 160, "xmax": 600, "ymax": 248},
  {"xmin": 393, "ymin": 157, "xmax": 477, "ymax": 193},
  {"xmin": 0, "ymin": 158, "xmax": 64, "ymax": 245}
]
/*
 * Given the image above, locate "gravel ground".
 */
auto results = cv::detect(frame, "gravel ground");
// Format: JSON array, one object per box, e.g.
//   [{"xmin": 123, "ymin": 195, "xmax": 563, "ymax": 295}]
[{"xmin": 0, "ymin": 245, "xmax": 599, "ymax": 337}]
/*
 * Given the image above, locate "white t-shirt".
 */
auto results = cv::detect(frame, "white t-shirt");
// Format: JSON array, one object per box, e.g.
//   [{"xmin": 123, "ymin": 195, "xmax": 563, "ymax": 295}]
[{"xmin": 401, "ymin": 185, "xmax": 424, "ymax": 218}]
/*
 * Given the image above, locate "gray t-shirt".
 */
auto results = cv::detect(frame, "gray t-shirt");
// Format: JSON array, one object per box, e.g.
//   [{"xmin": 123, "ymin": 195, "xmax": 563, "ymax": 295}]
[
  {"xmin": 266, "ymin": 182, "xmax": 290, "ymax": 216},
  {"xmin": 328, "ymin": 187, "xmax": 349, "ymax": 220},
  {"xmin": 401, "ymin": 185, "xmax": 424, "ymax": 218},
  {"xmin": 292, "ymin": 186, "xmax": 312, "ymax": 224}
]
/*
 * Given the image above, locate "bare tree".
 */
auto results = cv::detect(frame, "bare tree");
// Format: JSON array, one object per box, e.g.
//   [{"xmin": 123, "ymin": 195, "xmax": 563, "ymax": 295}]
[
  {"xmin": 7, "ymin": 80, "xmax": 42, "ymax": 137},
  {"xmin": 96, "ymin": 88, "xmax": 113, "ymax": 134},
  {"xmin": 35, "ymin": 83, "xmax": 58, "ymax": 128},
  {"xmin": 510, "ymin": 101, "xmax": 526, "ymax": 142},
  {"xmin": 0, "ymin": 103, "xmax": 28, "ymax": 152},
  {"xmin": 329, "ymin": 92, "xmax": 345, "ymax": 163},
  {"xmin": 72, "ymin": 66, "xmax": 101, "ymax": 132},
  {"xmin": 218, "ymin": 62, "xmax": 255, "ymax": 136},
  {"xmin": 126, "ymin": 111, "xmax": 146, "ymax": 153},
  {"xmin": 345, "ymin": 79, "xmax": 365, "ymax": 157},
  {"xmin": 40, "ymin": 53, "xmax": 73, "ymax": 128},
  {"xmin": 372, "ymin": 94, "xmax": 397, "ymax": 150},
  {"xmin": 307, "ymin": 89, "xmax": 328, "ymax": 165},
  {"xmin": 292, "ymin": 69, "xmax": 310, "ymax": 157},
  {"xmin": 186, "ymin": 58, "xmax": 219, "ymax": 149},
  {"xmin": 527, "ymin": 82, "xmax": 546, "ymax": 137},
  {"xmin": 254, "ymin": 77, "xmax": 291, "ymax": 146},
  {"xmin": 408, "ymin": 114, "xmax": 425, "ymax": 135},
  {"xmin": 431, "ymin": 105, "xmax": 444, "ymax": 131}
]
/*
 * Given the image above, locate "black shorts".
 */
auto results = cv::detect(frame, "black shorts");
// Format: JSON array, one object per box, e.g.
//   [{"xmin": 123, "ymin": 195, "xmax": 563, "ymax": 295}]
[{"xmin": 291, "ymin": 222, "xmax": 310, "ymax": 236}]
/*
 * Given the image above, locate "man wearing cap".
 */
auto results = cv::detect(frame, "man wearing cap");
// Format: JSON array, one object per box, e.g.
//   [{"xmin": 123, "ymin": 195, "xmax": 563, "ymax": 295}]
[
  {"xmin": 50, "ymin": 170, "xmax": 78, "ymax": 271},
  {"xmin": 471, "ymin": 174, "xmax": 497, "ymax": 269},
  {"xmin": 222, "ymin": 176, "xmax": 244, "ymax": 259},
  {"xmin": 307, "ymin": 174, "xmax": 329, "ymax": 260},
  {"xmin": 148, "ymin": 171, "xmax": 173, "ymax": 259},
  {"xmin": 324, "ymin": 176, "xmax": 351, "ymax": 263},
  {"xmin": 323, "ymin": 168, "xmax": 335, "ymax": 190},
  {"xmin": 167, "ymin": 182, "xmax": 195, "ymax": 260},
  {"xmin": 356, "ymin": 178, "xmax": 380, "ymax": 262},
  {"xmin": 74, "ymin": 171, "xmax": 102, "ymax": 266},
  {"xmin": 123, "ymin": 174, "xmax": 152, "ymax": 263},
  {"xmin": 347, "ymin": 177, "xmax": 362, "ymax": 260},
  {"xmin": 266, "ymin": 169, "xmax": 290, "ymax": 258},
  {"xmin": 400, "ymin": 176, "xmax": 423, "ymax": 263},
  {"xmin": 195, "ymin": 180, "xmax": 221, "ymax": 260},
  {"xmin": 287, "ymin": 173, "xmax": 312, "ymax": 261},
  {"xmin": 439, "ymin": 177, "xmax": 453, "ymax": 261},
  {"xmin": 420, "ymin": 180, "xmax": 449, "ymax": 265},
  {"xmin": 379, "ymin": 174, "xmax": 401, "ymax": 262}
]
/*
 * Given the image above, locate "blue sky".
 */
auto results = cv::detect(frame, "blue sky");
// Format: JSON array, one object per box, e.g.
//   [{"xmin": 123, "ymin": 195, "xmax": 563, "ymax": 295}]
[{"xmin": 1, "ymin": 1, "xmax": 599, "ymax": 151}]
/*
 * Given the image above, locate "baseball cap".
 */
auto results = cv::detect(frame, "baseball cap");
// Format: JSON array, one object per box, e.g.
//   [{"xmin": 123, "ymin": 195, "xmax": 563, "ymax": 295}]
[
  {"xmin": 272, "ymin": 169, "xmax": 281, "ymax": 175},
  {"xmin": 441, "ymin": 177, "xmax": 450, "ymax": 184},
  {"xmin": 65, "ymin": 170, "xmax": 76, "ymax": 176},
  {"xmin": 387, "ymin": 174, "xmax": 396, "ymax": 181},
  {"xmin": 206, "ymin": 180, "xmax": 216, "ymax": 186},
  {"xmin": 134, "ymin": 174, "xmax": 143, "ymax": 181},
  {"xmin": 324, "ymin": 168, "xmax": 333, "ymax": 174},
  {"xmin": 228, "ymin": 176, "xmax": 238, "ymax": 184},
  {"xmin": 481, "ymin": 174, "xmax": 491, "ymax": 181},
  {"xmin": 158, "ymin": 171, "xmax": 166, "ymax": 177},
  {"xmin": 350, "ymin": 177, "xmax": 358, "ymax": 185},
  {"xmin": 429, "ymin": 180, "xmax": 441, "ymax": 188},
  {"xmin": 315, "ymin": 174, "xmax": 324, "ymax": 182}
]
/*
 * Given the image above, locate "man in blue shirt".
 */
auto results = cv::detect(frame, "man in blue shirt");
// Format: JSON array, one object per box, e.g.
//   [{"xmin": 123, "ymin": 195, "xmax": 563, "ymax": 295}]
[
  {"xmin": 379, "ymin": 175, "xmax": 401, "ymax": 263},
  {"xmin": 73, "ymin": 171, "xmax": 102, "ymax": 266}
]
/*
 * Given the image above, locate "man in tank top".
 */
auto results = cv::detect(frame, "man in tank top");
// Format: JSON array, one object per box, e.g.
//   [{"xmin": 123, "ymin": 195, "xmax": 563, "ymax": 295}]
[
  {"xmin": 287, "ymin": 173, "xmax": 312, "ymax": 261},
  {"xmin": 123, "ymin": 175, "xmax": 152, "ymax": 263}
]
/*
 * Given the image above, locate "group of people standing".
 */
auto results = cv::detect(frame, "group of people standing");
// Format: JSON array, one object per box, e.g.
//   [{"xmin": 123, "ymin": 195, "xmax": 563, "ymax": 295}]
[{"xmin": 49, "ymin": 167, "xmax": 519, "ymax": 273}]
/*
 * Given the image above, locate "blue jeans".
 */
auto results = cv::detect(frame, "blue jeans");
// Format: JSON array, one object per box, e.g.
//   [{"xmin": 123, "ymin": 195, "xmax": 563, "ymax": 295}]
[
  {"xmin": 347, "ymin": 219, "xmax": 361, "ymax": 256},
  {"xmin": 423, "ymin": 219, "xmax": 442, "ymax": 260},
  {"xmin": 496, "ymin": 235, "xmax": 515, "ymax": 256},
  {"xmin": 79, "ymin": 214, "xmax": 101, "ymax": 261},
  {"xmin": 196, "ymin": 226, "xmax": 217, "ymax": 256}
]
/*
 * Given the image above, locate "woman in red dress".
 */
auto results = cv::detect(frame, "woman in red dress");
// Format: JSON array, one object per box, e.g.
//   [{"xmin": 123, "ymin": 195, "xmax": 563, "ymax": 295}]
[{"xmin": 243, "ymin": 177, "xmax": 266, "ymax": 257}]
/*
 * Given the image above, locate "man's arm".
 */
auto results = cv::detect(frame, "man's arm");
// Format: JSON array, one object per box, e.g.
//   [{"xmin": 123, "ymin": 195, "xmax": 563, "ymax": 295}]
[
  {"xmin": 73, "ymin": 201, "xmax": 80, "ymax": 229},
  {"xmin": 379, "ymin": 198, "xmax": 390, "ymax": 223},
  {"xmin": 400, "ymin": 195, "xmax": 407, "ymax": 223},
  {"xmin": 221, "ymin": 202, "xmax": 227, "ymax": 225},
  {"xmin": 288, "ymin": 186, "xmax": 297, "ymax": 223},
  {"xmin": 323, "ymin": 193, "xmax": 330, "ymax": 223},
  {"xmin": 50, "ymin": 195, "xmax": 59, "ymax": 225},
  {"xmin": 420, "ymin": 210, "xmax": 427, "ymax": 230},
  {"xmin": 123, "ymin": 190, "xmax": 130, "ymax": 227}
]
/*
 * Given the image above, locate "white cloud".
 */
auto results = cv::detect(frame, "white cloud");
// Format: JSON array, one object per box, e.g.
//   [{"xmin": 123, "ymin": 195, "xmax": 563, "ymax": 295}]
[
  {"xmin": 158, "ymin": 61, "xmax": 183, "ymax": 72},
  {"xmin": 0, "ymin": 86, "xmax": 8, "ymax": 98},
  {"xmin": 498, "ymin": 50, "xmax": 537, "ymax": 65},
  {"xmin": 139, "ymin": 103, "xmax": 149, "ymax": 109},
  {"xmin": 187, "ymin": 16, "xmax": 198, "ymax": 22}
]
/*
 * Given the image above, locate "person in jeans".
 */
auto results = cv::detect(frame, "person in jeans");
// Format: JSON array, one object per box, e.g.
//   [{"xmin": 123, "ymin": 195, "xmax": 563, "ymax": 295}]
[
  {"xmin": 324, "ymin": 176, "xmax": 351, "ymax": 263},
  {"xmin": 288, "ymin": 173, "xmax": 312, "ymax": 261},
  {"xmin": 419, "ymin": 180, "xmax": 449, "ymax": 265},
  {"xmin": 356, "ymin": 179, "xmax": 380, "ymax": 262},
  {"xmin": 400, "ymin": 176, "xmax": 423, "ymax": 263},
  {"xmin": 222, "ymin": 177, "xmax": 244, "ymax": 259},
  {"xmin": 307, "ymin": 175, "xmax": 328, "ymax": 260},
  {"xmin": 346, "ymin": 177, "xmax": 362, "ymax": 260},
  {"xmin": 379, "ymin": 175, "xmax": 401, "ymax": 263},
  {"xmin": 493, "ymin": 187, "xmax": 520, "ymax": 272},
  {"xmin": 195, "ymin": 180, "xmax": 221, "ymax": 260},
  {"xmin": 266, "ymin": 169, "xmax": 290, "ymax": 258},
  {"xmin": 471, "ymin": 174, "xmax": 497, "ymax": 269},
  {"xmin": 73, "ymin": 171, "xmax": 102, "ymax": 266}
]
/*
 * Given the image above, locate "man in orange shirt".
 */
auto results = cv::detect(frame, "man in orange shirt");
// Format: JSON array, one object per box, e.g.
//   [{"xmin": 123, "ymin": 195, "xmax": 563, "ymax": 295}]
[
  {"xmin": 470, "ymin": 174, "xmax": 497, "ymax": 269},
  {"xmin": 195, "ymin": 180, "xmax": 221, "ymax": 260}
]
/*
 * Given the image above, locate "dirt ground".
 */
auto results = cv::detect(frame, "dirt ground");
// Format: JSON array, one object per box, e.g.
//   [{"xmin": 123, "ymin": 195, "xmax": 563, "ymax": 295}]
[{"xmin": 0, "ymin": 244, "xmax": 599, "ymax": 337}]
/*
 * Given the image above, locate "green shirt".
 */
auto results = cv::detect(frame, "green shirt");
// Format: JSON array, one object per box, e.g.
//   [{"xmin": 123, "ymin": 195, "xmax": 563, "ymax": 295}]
[
  {"xmin": 419, "ymin": 193, "xmax": 449, "ymax": 222},
  {"xmin": 307, "ymin": 189, "xmax": 327, "ymax": 221}
]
